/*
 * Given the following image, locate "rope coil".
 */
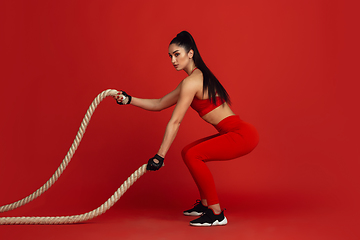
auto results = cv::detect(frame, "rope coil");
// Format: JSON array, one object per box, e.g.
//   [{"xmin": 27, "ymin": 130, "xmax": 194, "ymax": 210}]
[{"xmin": 0, "ymin": 89, "xmax": 147, "ymax": 225}]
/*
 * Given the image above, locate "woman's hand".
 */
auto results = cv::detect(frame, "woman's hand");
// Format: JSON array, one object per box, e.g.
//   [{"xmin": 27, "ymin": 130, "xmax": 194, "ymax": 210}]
[
  {"xmin": 146, "ymin": 154, "xmax": 164, "ymax": 171},
  {"xmin": 114, "ymin": 91, "xmax": 132, "ymax": 105}
]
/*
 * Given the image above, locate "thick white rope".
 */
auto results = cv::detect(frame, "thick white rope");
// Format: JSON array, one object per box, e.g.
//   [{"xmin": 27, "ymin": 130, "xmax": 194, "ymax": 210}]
[
  {"xmin": 0, "ymin": 164, "xmax": 147, "ymax": 225},
  {"xmin": 0, "ymin": 89, "xmax": 148, "ymax": 224}
]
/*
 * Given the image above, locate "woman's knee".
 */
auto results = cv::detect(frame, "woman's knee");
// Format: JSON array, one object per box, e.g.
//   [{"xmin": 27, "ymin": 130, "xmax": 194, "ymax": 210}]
[
  {"xmin": 181, "ymin": 147, "xmax": 192, "ymax": 165},
  {"xmin": 181, "ymin": 145, "xmax": 190, "ymax": 160},
  {"xmin": 182, "ymin": 147, "xmax": 204, "ymax": 166}
]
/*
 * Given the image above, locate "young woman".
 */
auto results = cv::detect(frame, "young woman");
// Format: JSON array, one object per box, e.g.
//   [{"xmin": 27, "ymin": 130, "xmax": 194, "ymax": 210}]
[{"xmin": 114, "ymin": 31, "xmax": 259, "ymax": 226}]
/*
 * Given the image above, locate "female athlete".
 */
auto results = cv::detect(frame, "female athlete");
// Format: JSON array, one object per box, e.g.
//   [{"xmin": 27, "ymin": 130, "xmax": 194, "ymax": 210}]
[{"xmin": 114, "ymin": 31, "xmax": 259, "ymax": 226}]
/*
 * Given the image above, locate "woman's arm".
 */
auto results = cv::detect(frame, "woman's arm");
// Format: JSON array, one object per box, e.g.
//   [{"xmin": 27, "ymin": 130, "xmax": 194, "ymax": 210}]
[
  {"xmin": 129, "ymin": 83, "xmax": 182, "ymax": 111},
  {"xmin": 156, "ymin": 78, "xmax": 199, "ymax": 158}
]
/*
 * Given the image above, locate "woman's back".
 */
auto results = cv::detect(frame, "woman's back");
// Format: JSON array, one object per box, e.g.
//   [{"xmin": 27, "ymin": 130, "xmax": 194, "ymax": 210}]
[{"xmin": 189, "ymin": 69, "xmax": 235, "ymax": 125}]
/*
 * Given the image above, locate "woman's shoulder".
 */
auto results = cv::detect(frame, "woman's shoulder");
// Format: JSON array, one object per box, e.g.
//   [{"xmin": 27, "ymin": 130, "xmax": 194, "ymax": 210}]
[
  {"xmin": 181, "ymin": 74, "xmax": 202, "ymax": 91},
  {"xmin": 178, "ymin": 70, "xmax": 202, "ymax": 98},
  {"xmin": 183, "ymin": 70, "xmax": 202, "ymax": 85}
]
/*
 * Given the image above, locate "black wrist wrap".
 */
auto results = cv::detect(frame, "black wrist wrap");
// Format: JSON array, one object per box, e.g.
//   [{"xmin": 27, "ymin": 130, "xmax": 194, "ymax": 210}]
[
  {"xmin": 146, "ymin": 154, "xmax": 164, "ymax": 171},
  {"xmin": 116, "ymin": 91, "xmax": 132, "ymax": 105}
]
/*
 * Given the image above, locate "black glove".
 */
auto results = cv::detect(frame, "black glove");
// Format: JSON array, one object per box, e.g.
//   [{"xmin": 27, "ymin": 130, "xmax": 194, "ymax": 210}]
[
  {"xmin": 116, "ymin": 91, "xmax": 132, "ymax": 105},
  {"xmin": 146, "ymin": 154, "xmax": 164, "ymax": 171}
]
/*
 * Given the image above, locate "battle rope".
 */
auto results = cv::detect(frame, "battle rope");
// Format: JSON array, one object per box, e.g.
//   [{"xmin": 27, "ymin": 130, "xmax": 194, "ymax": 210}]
[
  {"xmin": 0, "ymin": 89, "xmax": 148, "ymax": 225},
  {"xmin": 0, "ymin": 164, "xmax": 147, "ymax": 225}
]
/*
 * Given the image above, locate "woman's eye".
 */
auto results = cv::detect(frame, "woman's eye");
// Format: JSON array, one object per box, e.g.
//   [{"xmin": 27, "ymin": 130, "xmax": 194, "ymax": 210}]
[{"xmin": 175, "ymin": 53, "xmax": 179, "ymax": 57}]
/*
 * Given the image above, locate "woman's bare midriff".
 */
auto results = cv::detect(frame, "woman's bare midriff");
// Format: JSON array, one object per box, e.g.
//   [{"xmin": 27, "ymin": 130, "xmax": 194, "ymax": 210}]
[{"xmin": 201, "ymin": 102, "xmax": 235, "ymax": 126}]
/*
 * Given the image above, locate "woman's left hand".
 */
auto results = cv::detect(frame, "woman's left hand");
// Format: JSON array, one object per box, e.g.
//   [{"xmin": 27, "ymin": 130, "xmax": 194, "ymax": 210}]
[
  {"xmin": 114, "ymin": 90, "xmax": 132, "ymax": 105},
  {"xmin": 146, "ymin": 154, "xmax": 164, "ymax": 171}
]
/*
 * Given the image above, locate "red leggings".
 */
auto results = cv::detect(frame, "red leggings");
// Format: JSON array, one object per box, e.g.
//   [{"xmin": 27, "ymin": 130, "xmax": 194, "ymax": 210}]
[{"xmin": 181, "ymin": 115, "xmax": 259, "ymax": 206}]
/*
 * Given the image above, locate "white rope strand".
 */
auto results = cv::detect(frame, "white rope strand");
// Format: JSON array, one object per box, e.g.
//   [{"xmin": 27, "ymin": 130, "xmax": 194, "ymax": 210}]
[
  {"xmin": 0, "ymin": 89, "xmax": 150, "ymax": 225},
  {"xmin": 0, "ymin": 164, "xmax": 147, "ymax": 225},
  {"xmin": 0, "ymin": 89, "xmax": 118, "ymax": 213}
]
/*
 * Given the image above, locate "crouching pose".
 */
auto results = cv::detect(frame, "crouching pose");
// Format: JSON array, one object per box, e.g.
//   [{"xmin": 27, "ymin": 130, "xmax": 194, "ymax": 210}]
[{"xmin": 115, "ymin": 31, "xmax": 259, "ymax": 226}]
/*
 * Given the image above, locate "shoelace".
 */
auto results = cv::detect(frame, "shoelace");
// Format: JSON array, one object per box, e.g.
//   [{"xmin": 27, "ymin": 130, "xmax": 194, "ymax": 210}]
[{"xmin": 193, "ymin": 200, "xmax": 202, "ymax": 206}]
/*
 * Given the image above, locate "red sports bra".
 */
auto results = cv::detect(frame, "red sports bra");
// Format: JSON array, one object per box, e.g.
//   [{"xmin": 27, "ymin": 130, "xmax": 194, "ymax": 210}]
[{"xmin": 190, "ymin": 96, "xmax": 224, "ymax": 117}]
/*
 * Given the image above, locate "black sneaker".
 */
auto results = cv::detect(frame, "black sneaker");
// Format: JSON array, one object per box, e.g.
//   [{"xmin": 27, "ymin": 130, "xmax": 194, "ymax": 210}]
[
  {"xmin": 190, "ymin": 208, "xmax": 228, "ymax": 227},
  {"xmin": 183, "ymin": 200, "xmax": 208, "ymax": 216}
]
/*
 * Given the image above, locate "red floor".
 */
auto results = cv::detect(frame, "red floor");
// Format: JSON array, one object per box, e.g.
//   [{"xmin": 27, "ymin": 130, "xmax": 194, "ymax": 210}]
[{"xmin": 1, "ymin": 193, "xmax": 358, "ymax": 240}]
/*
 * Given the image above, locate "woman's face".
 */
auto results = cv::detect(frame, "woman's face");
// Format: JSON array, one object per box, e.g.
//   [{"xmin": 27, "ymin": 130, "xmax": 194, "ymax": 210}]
[{"xmin": 168, "ymin": 43, "xmax": 193, "ymax": 71}]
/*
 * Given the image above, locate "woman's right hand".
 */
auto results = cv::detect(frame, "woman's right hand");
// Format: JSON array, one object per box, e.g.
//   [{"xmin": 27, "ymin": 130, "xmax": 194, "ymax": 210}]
[
  {"xmin": 146, "ymin": 154, "xmax": 164, "ymax": 171},
  {"xmin": 114, "ymin": 90, "xmax": 132, "ymax": 105}
]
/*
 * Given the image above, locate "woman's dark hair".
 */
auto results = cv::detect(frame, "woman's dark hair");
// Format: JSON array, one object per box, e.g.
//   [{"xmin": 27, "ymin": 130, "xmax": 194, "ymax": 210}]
[{"xmin": 170, "ymin": 31, "xmax": 231, "ymax": 105}]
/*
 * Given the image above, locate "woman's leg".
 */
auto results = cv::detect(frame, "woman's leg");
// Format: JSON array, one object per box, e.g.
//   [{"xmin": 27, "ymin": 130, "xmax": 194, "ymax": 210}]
[
  {"xmin": 182, "ymin": 129, "xmax": 258, "ymax": 214},
  {"xmin": 181, "ymin": 134, "xmax": 220, "ymax": 205}
]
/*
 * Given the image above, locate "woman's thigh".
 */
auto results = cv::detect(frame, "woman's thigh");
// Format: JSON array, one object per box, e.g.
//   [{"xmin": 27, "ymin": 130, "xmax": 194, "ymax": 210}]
[
  {"xmin": 182, "ymin": 121, "xmax": 258, "ymax": 162},
  {"xmin": 192, "ymin": 132, "xmax": 252, "ymax": 162},
  {"xmin": 181, "ymin": 133, "xmax": 220, "ymax": 158},
  {"xmin": 182, "ymin": 134, "xmax": 243, "ymax": 163}
]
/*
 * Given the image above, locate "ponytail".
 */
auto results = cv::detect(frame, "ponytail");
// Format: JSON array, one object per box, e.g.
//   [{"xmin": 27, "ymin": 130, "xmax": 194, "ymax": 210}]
[{"xmin": 170, "ymin": 31, "xmax": 231, "ymax": 105}]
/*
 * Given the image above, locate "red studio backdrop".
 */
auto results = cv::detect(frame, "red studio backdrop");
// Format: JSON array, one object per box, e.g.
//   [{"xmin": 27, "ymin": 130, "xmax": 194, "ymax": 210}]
[{"xmin": 0, "ymin": 0, "xmax": 359, "ymax": 239}]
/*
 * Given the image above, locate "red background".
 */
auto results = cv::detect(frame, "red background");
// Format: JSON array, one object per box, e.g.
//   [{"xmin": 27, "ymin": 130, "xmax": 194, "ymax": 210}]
[{"xmin": 0, "ymin": 0, "xmax": 359, "ymax": 239}]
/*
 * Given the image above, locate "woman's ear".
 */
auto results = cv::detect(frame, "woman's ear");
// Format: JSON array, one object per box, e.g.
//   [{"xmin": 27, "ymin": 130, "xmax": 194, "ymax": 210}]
[{"xmin": 188, "ymin": 49, "xmax": 194, "ymax": 59}]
